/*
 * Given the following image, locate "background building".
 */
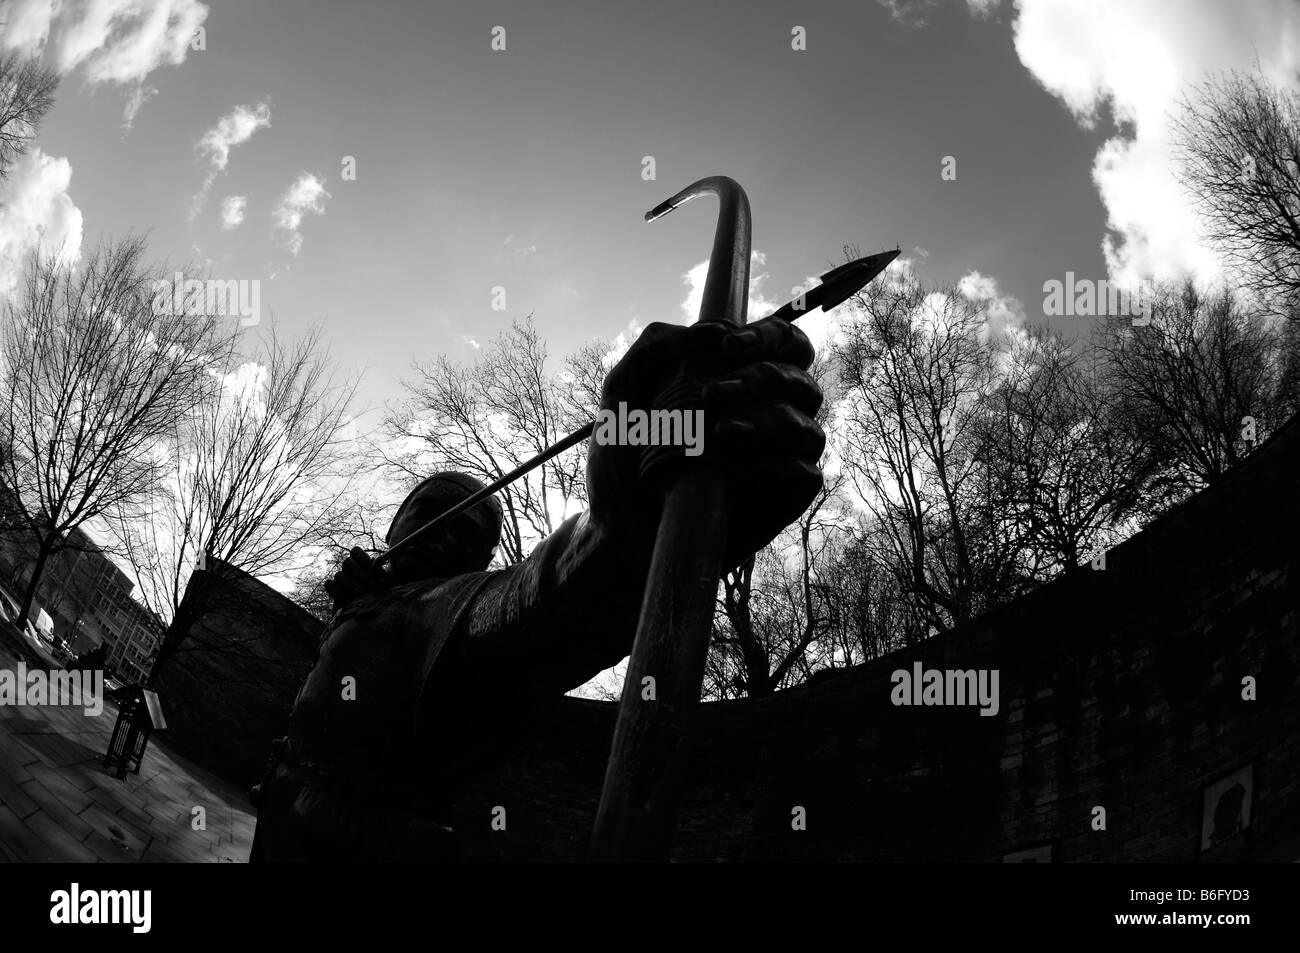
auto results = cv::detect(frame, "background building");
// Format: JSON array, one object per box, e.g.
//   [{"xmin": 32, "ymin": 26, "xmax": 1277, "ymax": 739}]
[{"xmin": 0, "ymin": 491, "xmax": 162, "ymax": 681}]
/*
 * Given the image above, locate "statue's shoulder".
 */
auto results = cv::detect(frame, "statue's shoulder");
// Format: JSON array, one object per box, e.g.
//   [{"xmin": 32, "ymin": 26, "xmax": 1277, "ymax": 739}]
[
  {"xmin": 333, "ymin": 571, "xmax": 498, "ymax": 627},
  {"xmin": 309, "ymin": 570, "xmax": 512, "ymax": 698}
]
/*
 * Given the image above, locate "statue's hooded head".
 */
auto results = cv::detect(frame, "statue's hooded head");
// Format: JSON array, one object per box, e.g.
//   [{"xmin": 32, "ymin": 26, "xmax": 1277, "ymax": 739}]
[{"xmin": 385, "ymin": 472, "xmax": 503, "ymax": 583}]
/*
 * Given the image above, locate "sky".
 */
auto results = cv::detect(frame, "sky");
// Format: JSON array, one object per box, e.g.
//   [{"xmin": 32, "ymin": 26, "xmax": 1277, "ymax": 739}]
[
  {"xmin": 1, "ymin": 0, "xmax": 1296, "ymax": 699},
  {"xmin": 4, "ymin": 0, "xmax": 1294, "ymax": 432}
]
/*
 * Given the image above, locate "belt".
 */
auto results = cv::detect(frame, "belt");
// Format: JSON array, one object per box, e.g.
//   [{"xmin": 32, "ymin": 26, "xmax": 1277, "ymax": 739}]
[{"xmin": 258, "ymin": 735, "xmax": 458, "ymax": 861}]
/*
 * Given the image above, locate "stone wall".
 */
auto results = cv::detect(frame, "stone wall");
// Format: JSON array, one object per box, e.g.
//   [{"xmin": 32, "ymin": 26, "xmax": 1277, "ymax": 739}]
[
  {"xmin": 450, "ymin": 415, "xmax": 1300, "ymax": 861},
  {"xmin": 150, "ymin": 413, "xmax": 1299, "ymax": 859},
  {"xmin": 151, "ymin": 560, "xmax": 322, "ymax": 787}
]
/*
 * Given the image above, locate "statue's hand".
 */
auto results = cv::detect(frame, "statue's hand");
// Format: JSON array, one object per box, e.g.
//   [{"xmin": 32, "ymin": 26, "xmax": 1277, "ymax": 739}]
[
  {"xmin": 586, "ymin": 317, "xmax": 825, "ymax": 570},
  {"xmin": 323, "ymin": 547, "xmax": 389, "ymax": 611}
]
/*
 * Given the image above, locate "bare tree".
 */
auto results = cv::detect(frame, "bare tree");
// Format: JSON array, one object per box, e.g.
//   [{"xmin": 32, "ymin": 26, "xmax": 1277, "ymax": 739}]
[
  {"xmin": 1173, "ymin": 68, "xmax": 1300, "ymax": 309},
  {"xmin": 109, "ymin": 324, "xmax": 361, "ymax": 672},
  {"xmin": 0, "ymin": 51, "xmax": 57, "ymax": 178},
  {"xmin": 1097, "ymin": 279, "xmax": 1291, "ymax": 516},
  {"xmin": 385, "ymin": 316, "xmax": 601, "ymax": 564},
  {"xmin": 559, "ymin": 337, "xmax": 614, "ymax": 425},
  {"xmin": 832, "ymin": 276, "xmax": 1018, "ymax": 632},
  {"xmin": 980, "ymin": 325, "xmax": 1150, "ymax": 575},
  {"xmin": 1279, "ymin": 302, "xmax": 1300, "ymax": 410},
  {"xmin": 291, "ymin": 497, "xmax": 391, "ymax": 624},
  {"xmin": 818, "ymin": 522, "xmax": 922, "ymax": 664},
  {"xmin": 706, "ymin": 467, "xmax": 848, "ymax": 700},
  {"xmin": 0, "ymin": 236, "xmax": 233, "ymax": 626},
  {"xmin": 703, "ymin": 354, "xmax": 860, "ymax": 700}
]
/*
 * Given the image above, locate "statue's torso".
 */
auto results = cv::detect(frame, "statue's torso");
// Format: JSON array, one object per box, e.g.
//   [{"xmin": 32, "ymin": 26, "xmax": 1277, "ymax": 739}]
[{"xmin": 255, "ymin": 573, "xmax": 495, "ymax": 860}]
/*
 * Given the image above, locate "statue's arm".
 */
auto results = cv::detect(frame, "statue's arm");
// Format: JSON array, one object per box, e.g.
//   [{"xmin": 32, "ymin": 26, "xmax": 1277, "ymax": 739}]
[
  {"xmin": 436, "ymin": 511, "xmax": 651, "ymax": 694},
  {"xmin": 411, "ymin": 316, "xmax": 825, "ymax": 700}
]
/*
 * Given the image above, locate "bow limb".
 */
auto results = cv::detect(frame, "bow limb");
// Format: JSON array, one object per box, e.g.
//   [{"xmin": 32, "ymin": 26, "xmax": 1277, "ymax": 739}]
[{"xmin": 589, "ymin": 176, "xmax": 751, "ymax": 861}]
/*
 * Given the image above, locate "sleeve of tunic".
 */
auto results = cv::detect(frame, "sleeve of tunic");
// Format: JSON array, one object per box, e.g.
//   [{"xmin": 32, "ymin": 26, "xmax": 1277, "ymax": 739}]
[{"xmin": 422, "ymin": 511, "xmax": 650, "ymax": 701}]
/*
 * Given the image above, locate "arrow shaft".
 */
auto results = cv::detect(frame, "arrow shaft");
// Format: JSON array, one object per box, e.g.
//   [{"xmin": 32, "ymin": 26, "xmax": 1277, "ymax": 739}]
[{"xmin": 375, "ymin": 423, "xmax": 592, "ymax": 567}]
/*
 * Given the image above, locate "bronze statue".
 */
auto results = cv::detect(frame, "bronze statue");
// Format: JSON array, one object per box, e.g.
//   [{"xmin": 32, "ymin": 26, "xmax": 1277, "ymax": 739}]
[{"xmin": 249, "ymin": 315, "xmax": 826, "ymax": 861}]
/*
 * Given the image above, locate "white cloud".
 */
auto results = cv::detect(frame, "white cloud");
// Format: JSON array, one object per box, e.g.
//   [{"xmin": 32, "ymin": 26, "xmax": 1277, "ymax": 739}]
[
  {"xmin": 680, "ymin": 249, "xmax": 780, "ymax": 325},
  {"xmin": 1008, "ymin": 0, "xmax": 1300, "ymax": 287},
  {"xmin": 876, "ymin": 0, "xmax": 941, "ymax": 28},
  {"xmin": 1, "ymin": 0, "xmax": 208, "ymax": 123},
  {"xmin": 957, "ymin": 269, "xmax": 1025, "ymax": 342},
  {"xmin": 55, "ymin": 0, "xmax": 208, "ymax": 85},
  {"xmin": 601, "ymin": 318, "xmax": 644, "ymax": 369},
  {"xmin": 120, "ymin": 83, "xmax": 157, "ymax": 131},
  {"xmin": 0, "ymin": 147, "xmax": 83, "ymax": 298},
  {"xmin": 272, "ymin": 172, "xmax": 331, "ymax": 256},
  {"xmin": 190, "ymin": 101, "xmax": 271, "ymax": 217},
  {"xmin": 957, "ymin": 271, "xmax": 999, "ymax": 300},
  {"xmin": 198, "ymin": 101, "xmax": 272, "ymax": 173},
  {"xmin": 966, "ymin": 0, "xmax": 1001, "ymax": 17},
  {"xmin": 219, "ymin": 195, "xmax": 246, "ymax": 230},
  {"xmin": 0, "ymin": 0, "xmax": 57, "ymax": 53}
]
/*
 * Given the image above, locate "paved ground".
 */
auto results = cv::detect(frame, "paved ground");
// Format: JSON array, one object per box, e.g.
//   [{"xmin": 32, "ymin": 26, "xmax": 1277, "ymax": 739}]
[{"xmin": 0, "ymin": 638, "xmax": 254, "ymax": 862}]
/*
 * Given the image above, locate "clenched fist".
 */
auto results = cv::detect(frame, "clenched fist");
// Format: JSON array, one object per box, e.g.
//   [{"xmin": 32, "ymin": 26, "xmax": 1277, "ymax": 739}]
[{"xmin": 586, "ymin": 316, "xmax": 825, "ymax": 571}]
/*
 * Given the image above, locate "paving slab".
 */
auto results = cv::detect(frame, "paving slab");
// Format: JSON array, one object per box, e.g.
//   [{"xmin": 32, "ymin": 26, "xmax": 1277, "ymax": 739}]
[
  {"xmin": 25, "ymin": 763, "xmax": 96, "ymax": 816},
  {"xmin": 82, "ymin": 827, "xmax": 146, "ymax": 863},
  {"xmin": 0, "ymin": 804, "xmax": 46, "ymax": 861},
  {"xmin": 19, "ymin": 777, "xmax": 95, "ymax": 842},
  {"xmin": 20, "ymin": 729, "xmax": 99, "ymax": 769},
  {"xmin": 0, "ymin": 765, "xmax": 39, "ymax": 819},
  {"xmin": 0, "ymin": 737, "xmax": 37, "ymax": 775},
  {"xmin": 78, "ymin": 801, "xmax": 152, "ymax": 855},
  {"xmin": 0, "ymin": 642, "xmax": 255, "ymax": 863},
  {"xmin": 22, "ymin": 810, "xmax": 97, "ymax": 862}
]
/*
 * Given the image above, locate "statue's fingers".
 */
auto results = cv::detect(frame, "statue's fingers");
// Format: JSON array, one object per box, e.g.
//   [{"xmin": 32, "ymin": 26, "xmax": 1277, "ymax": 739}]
[
  {"xmin": 604, "ymin": 321, "xmax": 727, "ymax": 395},
  {"xmin": 741, "ymin": 458, "xmax": 825, "ymax": 509},
  {"xmin": 324, "ymin": 577, "xmax": 352, "ymax": 610},
  {"xmin": 722, "ymin": 458, "xmax": 825, "ymax": 564},
  {"xmin": 339, "ymin": 559, "xmax": 373, "ymax": 592},
  {"xmin": 719, "ymin": 317, "xmax": 814, "ymax": 370},
  {"xmin": 711, "ymin": 403, "xmax": 826, "ymax": 461},
  {"xmin": 703, "ymin": 362, "xmax": 823, "ymax": 418}
]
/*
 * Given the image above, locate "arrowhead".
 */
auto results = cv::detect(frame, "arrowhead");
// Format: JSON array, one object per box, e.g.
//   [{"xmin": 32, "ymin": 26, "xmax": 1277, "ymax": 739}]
[{"xmin": 818, "ymin": 249, "xmax": 901, "ymax": 310}]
